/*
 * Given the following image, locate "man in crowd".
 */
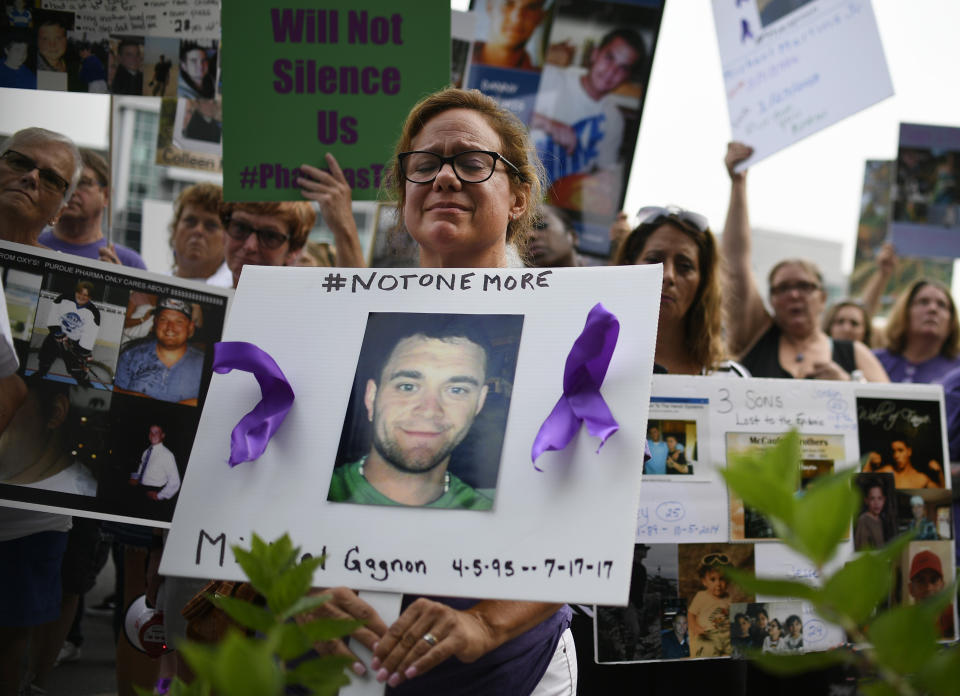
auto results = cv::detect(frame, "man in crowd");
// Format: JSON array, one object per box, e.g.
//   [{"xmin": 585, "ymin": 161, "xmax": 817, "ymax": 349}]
[
  {"xmin": 110, "ymin": 38, "xmax": 143, "ymax": 95},
  {"xmin": 531, "ymin": 28, "xmax": 647, "ymax": 208},
  {"xmin": 178, "ymin": 42, "xmax": 213, "ymax": 99},
  {"xmin": 114, "ymin": 297, "xmax": 204, "ymax": 405},
  {"xmin": 150, "ymin": 54, "xmax": 172, "ymax": 96},
  {"xmin": 0, "ymin": 33, "xmax": 36, "ymax": 90},
  {"xmin": 907, "ymin": 549, "xmax": 955, "ymax": 639},
  {"xmin": 38, "ymin": 149, "xmax": 146, "ymax": 268},
  {"xmin": 472, "ymin": 0, "xmax": 548, "ymax": 70},
  {"xmin": 129, "ymin": 424, "xmax": 181, "ymax": 502},
  {"xmin": 36, "ymin": 279, "xmax": 101, "ymax": 387},
  {"xmin": 527, "ymin": 205, "xmax": 581, "ymax": 268},
  {"xmin": 645, "ymin": 424, "xmax": 668, "ymax": 475},
  {"xmin": 168, "ymin": 182, "xmax": 230, "ymax": 285},
  {"xmin": 328, "ymin": 318, "xmax": 495, "ymax": 510},
  {"xmin": 0, "ymin": 127, "xmax": 81, "ymax": 246},
  {"xmin": 865, "ymin": 440, "xmax": 942, "ymax": 489},
  {"xmin": 220, "ymin": 200, "xmax": 314, "ymax": 288},
  {"xmin": 661, "ymin": 613, "xmax": 690, "ymax": 659}
]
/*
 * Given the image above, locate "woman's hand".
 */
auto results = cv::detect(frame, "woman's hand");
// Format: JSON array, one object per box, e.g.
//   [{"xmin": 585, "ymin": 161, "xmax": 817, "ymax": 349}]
[
  {"xmin": 804, "ymin": 360, "xmax": 852, "ymax": 381},
  {"xmin": 297, "ymin": 587, "xmax": 389, "ymax": 676},
  {"xmin": 370, "ymin": 597, "xmax": 495, "ymax": 688},
  {"xmin": 725, "ymin": 142, "xmax": 754, "ymax": 182},
  {"xmin": 298, "ymin": 154, "xmax": 355, "ymax": 235}
]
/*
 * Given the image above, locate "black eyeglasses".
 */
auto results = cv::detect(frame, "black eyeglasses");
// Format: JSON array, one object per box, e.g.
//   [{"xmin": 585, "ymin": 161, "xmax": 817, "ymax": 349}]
[
  {"xmin": 1, "ymin": 149, "xmax": 70, "ymax": 195},
  {"xmin": 397, "ymin": 150, "xmax": 526, "ymax": 184},
  {"xmin": 770, "ymin": 281, "xmax": 821, "ymax": 296},
  {"xmin": 224, "ymin": 216, "xmax": 290, "ymax": 250},
  {"xmin": 636, "ymin": 205, "xmax": 709, "ymax": 234}
]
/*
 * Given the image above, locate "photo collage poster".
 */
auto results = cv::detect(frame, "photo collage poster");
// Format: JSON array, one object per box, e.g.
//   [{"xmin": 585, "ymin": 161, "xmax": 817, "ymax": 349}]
[
  {"xmin": 461, "ymin": 0, "xmax": 665, "ymax": 257},
  {"xmin": 594, "ymin": 375, "xmax": 956, "ymax": 664},
  {"xmin": 0, "ymin": 0, "xmax": 223, "ymax": 173},
  {"xmin": 1, "ymin": 242, "xmax": 230, "ymax": 527},
  {"xmin": 848, "ymin": 159, "xmax": 952, "ymax": 318},
  {"xmin": 890, "ymin": 122, "xmax": 960, "ymax": 260}
]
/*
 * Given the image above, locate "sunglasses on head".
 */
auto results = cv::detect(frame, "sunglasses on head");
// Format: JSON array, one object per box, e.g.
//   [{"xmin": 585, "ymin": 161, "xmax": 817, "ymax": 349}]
[
  {"xmin": 701, "ymin": 553, "xmax": 730, "ymax": 567},
  {"xmin": 636, "ymin": 205, "xmax": 709, "ymax": 234}
]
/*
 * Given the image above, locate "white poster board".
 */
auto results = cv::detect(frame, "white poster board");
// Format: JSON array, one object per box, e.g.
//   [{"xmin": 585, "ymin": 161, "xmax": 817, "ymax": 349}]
[
  {"xmin": 712, "ymin": 0, "xmax": 893, "ymax": 169},
  {"xmin": 161, "ymin": 265, "xmax": 661, "ymax": 605}
]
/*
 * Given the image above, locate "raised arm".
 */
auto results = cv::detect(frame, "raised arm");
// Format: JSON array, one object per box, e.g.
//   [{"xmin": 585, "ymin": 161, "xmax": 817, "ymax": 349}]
[
  {"xmin": 298, "ymin": 153, "xmax": 366, "ymax": 268},
  {"xmin": 720, "ymin": 142, "xmax": 771, "ymax": 357},
  {"xmin": 858, "ymin": 241, "xmax": 897, "ymax": 319}
]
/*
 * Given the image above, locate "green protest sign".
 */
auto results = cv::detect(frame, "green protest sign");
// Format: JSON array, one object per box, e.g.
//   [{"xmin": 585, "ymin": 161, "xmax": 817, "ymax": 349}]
[{"xmin": 223, "ymin": 1, "xmax": 450, "ymax": 201}]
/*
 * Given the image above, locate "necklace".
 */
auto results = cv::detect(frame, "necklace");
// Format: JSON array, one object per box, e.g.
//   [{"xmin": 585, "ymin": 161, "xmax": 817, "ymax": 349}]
[{"xmin": 358, "ymin": 460, "xmax": 451, "ymax": 495}]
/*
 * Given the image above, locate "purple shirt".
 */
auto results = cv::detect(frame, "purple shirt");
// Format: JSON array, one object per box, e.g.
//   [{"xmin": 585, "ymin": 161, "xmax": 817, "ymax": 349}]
[
  {"xmin": 873, "ymin": 349, "xmax": 960, "ymax": 384},
  {"xmin": 38, "ymin": 230, "xmax": 147, "ymax": 270}
]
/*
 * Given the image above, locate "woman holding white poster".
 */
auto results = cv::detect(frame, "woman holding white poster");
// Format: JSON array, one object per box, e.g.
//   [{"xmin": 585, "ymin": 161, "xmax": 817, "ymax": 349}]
[
  {"xmin": 720, "ymin": 142, "xmax": 888, "ymax": 382},
  {"xmin": 299, "ymin": 88, "xmax": 573, "ymax": 695}
]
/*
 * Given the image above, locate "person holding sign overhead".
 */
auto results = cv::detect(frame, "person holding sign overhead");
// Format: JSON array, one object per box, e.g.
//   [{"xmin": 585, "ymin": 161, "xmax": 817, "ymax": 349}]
[
  {"xmin": 720, "ymin": 142, "xmax": 888, "ymax": 382},
  {"xmin": 299, "ymin": 88, "xmax": 573, "ymax": 695}
]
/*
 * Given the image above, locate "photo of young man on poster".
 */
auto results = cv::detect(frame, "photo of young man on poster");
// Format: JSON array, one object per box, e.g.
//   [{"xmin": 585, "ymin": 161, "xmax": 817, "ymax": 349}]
[{"xmin": 330, "ymin": 312, "xmax": 522, "ymax": 511}]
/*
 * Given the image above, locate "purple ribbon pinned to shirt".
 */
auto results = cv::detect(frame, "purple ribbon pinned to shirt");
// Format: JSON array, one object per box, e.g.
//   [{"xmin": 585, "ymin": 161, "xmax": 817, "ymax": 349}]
[
  {"xmin": 212, "ymin": 342, "xmax": 295, "ymax": 467},
  {"xmin": 531, "ymin": 303, "xmax": 620, "ymax": 469}
]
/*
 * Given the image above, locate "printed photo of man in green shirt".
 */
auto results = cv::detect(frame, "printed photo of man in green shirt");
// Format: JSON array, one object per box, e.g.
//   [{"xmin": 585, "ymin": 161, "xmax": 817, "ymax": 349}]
[{"xmin": 329, "ymin": 314, "xmax": 520, "ymax": 511}]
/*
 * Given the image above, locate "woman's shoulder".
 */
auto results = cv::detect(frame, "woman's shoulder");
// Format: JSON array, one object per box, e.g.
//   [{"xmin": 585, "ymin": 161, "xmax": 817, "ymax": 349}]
[{"xmin": 703, "ymin": 359, "xmax": 752, "ymax": 378}]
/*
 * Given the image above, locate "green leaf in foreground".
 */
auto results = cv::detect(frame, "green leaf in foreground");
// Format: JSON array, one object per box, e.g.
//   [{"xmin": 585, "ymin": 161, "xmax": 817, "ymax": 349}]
[
  {"xmin": 721, "ymin": 430, "xmax": 800, "ymax": 528},
  {"xmin": 722, "ymin": 567, "xmax": 819, "ymax": 602},
  {"xmin": 865, "ymin": 602, "xmax": 940, "ymax": 675},
  {"xmin": 210, "ymin": 593, "xmax": 274, "ymax": 634},
  {"xmin": 818, "ymin": 534, "xmax": 912, "ymax": 627},
  {"xmin": 915, "ymin": 644, "xmax": 960, "ymax": 696},
  {"xmin": 266, "ymin": 554, "xmax": 325, "ymax": 616},
  {"xmin": 785, "ymin": 469, "xmax": 860, "ymax": 567},
  {"xmin": 747, "ymin": 646, "xmax": 856, "ymax": 676},
  {"xmin": 210, "ymin": 630, "xmax": 285, "ymax": 696},
  {"xmin": 286, "ymin": 655, "xmax": 355, "ymax": 696}
]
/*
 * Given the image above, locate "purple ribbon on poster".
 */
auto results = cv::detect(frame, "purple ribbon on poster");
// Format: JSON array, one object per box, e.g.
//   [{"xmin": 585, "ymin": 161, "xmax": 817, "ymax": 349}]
[
  {"xmin": 531, "ymin": 303, "xmax": 620, "ymax": 470},
  {"xmin": 212, "ymin": 342, "xmax": 295, "ymax": 467}
]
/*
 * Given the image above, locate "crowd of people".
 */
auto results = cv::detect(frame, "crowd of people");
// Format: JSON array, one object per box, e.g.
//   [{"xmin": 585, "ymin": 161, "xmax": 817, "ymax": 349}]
[{"xmin": 1, "ymin": 83, "xmax": 958, "ymax": 696}]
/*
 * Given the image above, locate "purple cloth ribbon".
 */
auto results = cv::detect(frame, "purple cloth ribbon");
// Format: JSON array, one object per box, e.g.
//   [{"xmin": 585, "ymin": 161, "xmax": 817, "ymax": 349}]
[
  {"xmin": 531, "ymin": 303, "xmax": 620, "ymax": 469},
  {"xmin": 212, "ymin": 342, "xmax": 295, "ymax": 467}
]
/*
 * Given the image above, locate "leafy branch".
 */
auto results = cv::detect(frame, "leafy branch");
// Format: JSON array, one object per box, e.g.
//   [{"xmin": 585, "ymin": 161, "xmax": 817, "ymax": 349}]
[
  {"xmin": 722, "ymin": 430, "xmax": 959, "ymax": 695},
  {"xmin": 137, "ymin": 533, "xmax": 361, "ymax": 696}
]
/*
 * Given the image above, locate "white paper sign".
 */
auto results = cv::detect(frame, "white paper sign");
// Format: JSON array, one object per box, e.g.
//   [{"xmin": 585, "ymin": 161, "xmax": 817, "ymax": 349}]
[
  {"xmin": 42, "ymin": 0, "xmax": 221, "ymax": 38},
  {"xmin": 713, "ymin": 0, "xmax": 893, "ymax": 169},
  {"xmin": 161, "ymin": 265, "xmax": 661, "ymax": 605}
]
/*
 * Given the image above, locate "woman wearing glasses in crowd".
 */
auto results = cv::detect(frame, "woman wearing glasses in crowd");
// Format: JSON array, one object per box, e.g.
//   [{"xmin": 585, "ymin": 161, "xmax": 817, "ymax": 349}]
[
  {"xmin": 299, "ymin": 88, "xmax": 574, "ymax": 695},
  {"xmin": 613, "ymin": 205, "xmax": 748, "ymax": 376},
  {"xmin": 721, "ymin": 142, "xmax": 888, "ymax": 381}
]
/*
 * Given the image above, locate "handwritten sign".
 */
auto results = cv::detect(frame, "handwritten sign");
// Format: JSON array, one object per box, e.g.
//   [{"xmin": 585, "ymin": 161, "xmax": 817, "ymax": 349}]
[
  {"xmin": 42, "ymin": 0, "xmax": 221, "ymax": 38},
  {"xmin": 160, "ymin": 265, "xmax": 662, "ymax": 604},
  {"xmin": 222, "ymin": 0, "xmax": 449, "ymax": 202},
  {"xmin": 713, "ymin": 0, "xmax": 893, "ymax": 169}
]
